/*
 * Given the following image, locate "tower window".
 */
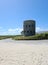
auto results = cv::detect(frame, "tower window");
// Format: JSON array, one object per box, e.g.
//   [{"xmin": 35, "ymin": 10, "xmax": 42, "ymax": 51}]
[
  {"xmin": 26, "ymin": 25, "xmax": 27, "ymax": 27},
  {"xmin": 30, "ymin": 31, "xmax": 32, "ymax": 33},
  {"xmin": 32, "ymin": 25, "xmax": 33, "ymax": 27},
  {"xmin": 29, "ymin": 25, "xmax": 30, "ymax": 27},
  {"xmin": 27, "ymin": 31, "xmax": 29, "ymax": 33}
]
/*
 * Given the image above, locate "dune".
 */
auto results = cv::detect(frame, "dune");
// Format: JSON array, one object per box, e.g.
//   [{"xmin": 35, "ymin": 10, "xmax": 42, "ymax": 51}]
[{"xmin": 0, "ymin": 39, "xmax": 48, "ymax": 65}]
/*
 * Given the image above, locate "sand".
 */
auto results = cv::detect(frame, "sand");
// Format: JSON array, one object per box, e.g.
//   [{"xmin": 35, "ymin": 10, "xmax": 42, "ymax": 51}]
[{"xmin": 0, "ymin": 39, "xmax": 48, "ymax": 65}]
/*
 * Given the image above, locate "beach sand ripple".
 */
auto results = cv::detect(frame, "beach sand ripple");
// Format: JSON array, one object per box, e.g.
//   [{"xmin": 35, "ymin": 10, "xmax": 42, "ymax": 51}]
[{"xmin": 0, "ymin": 39, "xmax": 48, "ymax": 65}]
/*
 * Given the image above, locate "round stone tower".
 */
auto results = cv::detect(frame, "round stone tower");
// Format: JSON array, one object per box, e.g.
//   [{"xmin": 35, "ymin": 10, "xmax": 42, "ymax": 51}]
[{"xmin": 23, "ymin": 20, "xmax": 35, "ymax": 36}]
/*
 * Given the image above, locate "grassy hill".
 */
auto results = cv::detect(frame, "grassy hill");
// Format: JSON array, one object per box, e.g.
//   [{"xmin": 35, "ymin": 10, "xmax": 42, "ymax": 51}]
[
  {"xmin": 12, "ymin": 32, "xmax": 48, "ymax": 40},
  {"xmin": 0, "ymin": 32, "xmax": 48, "ymax": 40}
]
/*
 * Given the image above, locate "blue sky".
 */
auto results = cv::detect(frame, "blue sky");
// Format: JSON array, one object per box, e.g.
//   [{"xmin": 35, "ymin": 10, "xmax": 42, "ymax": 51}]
[{"xmin": 0, "ymin": 0, "xmax": 48, "ymax": 35}]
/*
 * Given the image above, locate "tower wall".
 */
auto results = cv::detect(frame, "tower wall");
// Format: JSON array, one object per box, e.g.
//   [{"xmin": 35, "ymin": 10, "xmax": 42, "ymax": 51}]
[{"xmin": 23, "ymin": 20, "xmax": 35, "ymax": 36}]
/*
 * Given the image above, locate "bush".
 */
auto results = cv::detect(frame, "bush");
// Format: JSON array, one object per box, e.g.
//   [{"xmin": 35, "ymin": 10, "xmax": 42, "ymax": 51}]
[
  {"xmin": 0, "ymin": 32, "xmax": 48, "ymax": 40},
  {"xmin": 12, "ymin": 33, "xmax": 48, "ymax": 40}
]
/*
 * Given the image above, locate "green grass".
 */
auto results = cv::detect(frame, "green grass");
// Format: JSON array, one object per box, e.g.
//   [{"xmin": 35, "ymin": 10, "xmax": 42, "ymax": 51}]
[
  {"xmin": 0, "ymin": 35, "xmax": 14, "ymax": 40},
  {"xmin": 12, "ymin": 32, "xmax": 48, "ymax": 40},
  {"xmin": 0, "ymin": 32, "xmax": 48, "ymax": 40}
]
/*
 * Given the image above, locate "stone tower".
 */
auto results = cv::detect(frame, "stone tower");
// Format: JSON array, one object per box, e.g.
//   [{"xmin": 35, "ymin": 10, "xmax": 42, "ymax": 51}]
[{"xmin": 23, "ymin": 20, "xmax": 35, "ymax": 36}]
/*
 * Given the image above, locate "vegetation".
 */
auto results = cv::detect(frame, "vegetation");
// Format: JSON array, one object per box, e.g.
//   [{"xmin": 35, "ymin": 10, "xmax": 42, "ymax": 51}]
[
  {"xmin": 0, "ymin": 32, "xmax": 48, "ymax": 40},
  {"xmin": 12, "ymin": 32, "xmax": 48, "ymax": 40},
  {"xmin": 0, "ymin": 35, "xmax": 14, "ymax": 40}
]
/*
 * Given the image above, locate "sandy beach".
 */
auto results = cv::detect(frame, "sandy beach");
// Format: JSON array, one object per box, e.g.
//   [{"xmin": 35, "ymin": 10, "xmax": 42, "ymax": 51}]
[{"xmin": 0, "ymin": 39, "xmax": 48, "ymax": 65}]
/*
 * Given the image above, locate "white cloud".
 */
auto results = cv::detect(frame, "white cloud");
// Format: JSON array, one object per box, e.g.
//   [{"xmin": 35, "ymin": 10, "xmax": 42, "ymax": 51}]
[
  {"xmin": 8, "ymin": 29, "xmax": 17, "ymax": 32},
  {"xmin": 36, "ymin": 27, "xmax": 48, "ymax": 32},
  {"xmin": 6, "ymin": 28, "xmax": 23, "ymax": 35},
  {"xmin": 36, "ymin": 27, "xmax": 42, "ymax": 32},
  {"xmin": 0, "ymin": 28, "xmax": 23, "ymax": 35},
  {"xmin": 8, "ymin": 28, "xmax": 23, "ymax": 32},
  {"xmin": 0, "ymin": 27, "xmax": 48, "ymax": 35}
]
